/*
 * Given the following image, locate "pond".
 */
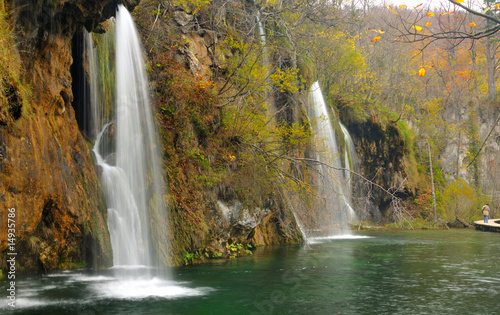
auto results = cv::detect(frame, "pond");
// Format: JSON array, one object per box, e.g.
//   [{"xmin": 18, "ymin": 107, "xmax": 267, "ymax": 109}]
[{"xmin": 3, "ymin": 229, "xmax": 500, "ymax": 314}]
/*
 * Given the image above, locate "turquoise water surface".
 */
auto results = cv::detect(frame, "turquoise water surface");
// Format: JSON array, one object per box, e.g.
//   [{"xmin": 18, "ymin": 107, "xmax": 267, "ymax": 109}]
[{"xmin": 3, "ymin": 229, "xmax": 500, "ymax": 314}]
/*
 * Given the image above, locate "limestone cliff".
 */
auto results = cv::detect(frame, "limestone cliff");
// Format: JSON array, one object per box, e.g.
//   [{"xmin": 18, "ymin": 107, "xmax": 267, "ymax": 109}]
[{"xmin": 0, "ymin": 0, "xmax": 137, "ymax": 271}]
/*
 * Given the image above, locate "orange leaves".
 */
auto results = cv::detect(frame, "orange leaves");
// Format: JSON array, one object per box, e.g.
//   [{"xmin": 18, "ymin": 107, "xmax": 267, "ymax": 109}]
[
  {"xmin": 417, "ymin": 65, "xmax": 434, "ymax": 77},
  {"xmin": 368, "ymin": 28, "xmax": 384, "ymax": 43},
  {"xmin": 418, "ymin": 67, "xmax": 426, "ymax": 77},
  {"xmin": 386, "ymin": 5, "xmax": 398, "ymax": 14},
  {"xmin": 454, "ymin": 0, "xmax": 464, "ymax": 2},
  {"xmin": 425, "ymin": 22, "xmax": 432, "ymax": 27},
  {"xmin": 469, "ymin": 22, "xmax": 476, "ymax": 27},
  {"xmin": 426, "ymin": 12, "xmax": 434, "ymax": 17}
]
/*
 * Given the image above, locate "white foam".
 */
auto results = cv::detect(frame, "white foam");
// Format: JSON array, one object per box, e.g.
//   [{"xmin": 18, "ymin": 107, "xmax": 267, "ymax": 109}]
[
  {"xmin": 4, "ymin": 273, "xmax": 213, "ymax": 310},
  {"xmin": 94, "ymin": 277, "xmax": 213, "ymax": 299},
  {"xmin": 44, "ymin": 273, "xmax": 73, "ymax": 278},
  {"xmin": 4, "ymin": 297, "xmax": 74, "ymax": 309},
  {"xmin": 18, "ymin": 285, "xmax": 59, "ymax": 297},
  {"xmin": 66, "ymin": 275, "xmax": 115, "ymax": 283},
  {"xmin": 110, "ymin": 264, "xmax": 153, "ymax": 270}
]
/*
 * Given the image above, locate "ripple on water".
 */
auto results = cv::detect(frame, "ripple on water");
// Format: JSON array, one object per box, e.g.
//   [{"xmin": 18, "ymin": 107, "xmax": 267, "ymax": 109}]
[{"xmin": 308, "ymin": 235, "xmax": 373, "ymax": 244}]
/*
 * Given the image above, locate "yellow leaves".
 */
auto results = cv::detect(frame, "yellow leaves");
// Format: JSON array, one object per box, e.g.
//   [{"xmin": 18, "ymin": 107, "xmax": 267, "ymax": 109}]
[
  {"xmin": 368, "ymin": 28, "xmax": 385, "ymax": 34},
  {"xmin": 412, "ymin": 25, "xmax": 423, "ymax": 31},
  {"xmin": 469, "ymin": 22, "xmax": 476, "ymax": 27},
  {"xmin": 371, "ymin": 36, "xmax": 382, "ymax": 42},
  {"xmin": 269, "ymin": 68, "xmax": 300, "ymax": 94},
  {"xmin": 418, "ymin": 67, "xmax": 426, "ymax": 77},
  {"xmin": 454, "ymin": 0, "xmax": 464, "ymax": 2},
  {"xmin": 425, "ymin": 22, "xmax": 432, "ymax": 27},
  {"xmin": 399, "ymin": 4, "xmax": 406, "ymax": 8},
  {"xmin": 426, "ymin": 12, "xmax": 434, "ymax": 17}
]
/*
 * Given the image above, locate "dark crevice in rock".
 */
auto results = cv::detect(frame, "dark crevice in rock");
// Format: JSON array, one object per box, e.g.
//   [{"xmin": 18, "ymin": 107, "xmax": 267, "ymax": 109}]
[{"xmin": 71, "ymin": 29, "xmax": 94, "ymax": 140}]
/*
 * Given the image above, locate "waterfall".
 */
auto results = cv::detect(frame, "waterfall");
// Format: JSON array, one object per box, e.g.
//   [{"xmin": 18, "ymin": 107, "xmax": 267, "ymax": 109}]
[
  {"xmin": 257, "ymin": 11, "xmax": 267, "ymax": 47},
  {"xmin": 256, "ymin": 10, "xmax": 272, "ymax": 111},
  {"xmin": 303, "ymin": 81, "xmax": 356, "ymax": 239},
  {"xmin": 340, "ymin": 122, "xmax": 358, "ymax": 184},
  {"xmin": 89, "ymin": 5, "xmax": 168, "ymax": 268}
]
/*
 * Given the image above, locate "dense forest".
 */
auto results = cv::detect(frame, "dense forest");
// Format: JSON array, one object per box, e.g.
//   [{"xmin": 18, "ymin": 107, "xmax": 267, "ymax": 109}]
[{"xmin": 0, "ymin": 0, "xmax": 498, "ymax": 271}]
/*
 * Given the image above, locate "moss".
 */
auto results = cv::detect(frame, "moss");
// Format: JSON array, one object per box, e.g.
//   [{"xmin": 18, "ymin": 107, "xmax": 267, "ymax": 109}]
[
  {"xmin": 0, "ymin": 11, "xmax": 30, "ymax": 127},
  {"xmin": 297, "ymin": 54, "xmax": 316, "ymax": 89},
  {"xmin": 58, "ymin": 261, "xmax": 87, "ymax": 270}
]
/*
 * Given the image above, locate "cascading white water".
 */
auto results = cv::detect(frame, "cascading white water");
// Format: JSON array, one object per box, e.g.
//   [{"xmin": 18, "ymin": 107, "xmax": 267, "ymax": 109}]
[
  {"xmin": 90, "ymin": 5, "xmax": 167, "ymax": 268},
  {"xmin": 340, "ymin": 122, "xmax": 357, "ymax": 183},
  {"xmin": 256, "ymin": 11, "xmax": 267, "ymax": 47},
  {"xmin": 305, "ymin": 81, "xmax": 356, "ymax": 238},
  {"xmin": 94, "ymin": 124, "xmax": 149, "ymax": 266}
]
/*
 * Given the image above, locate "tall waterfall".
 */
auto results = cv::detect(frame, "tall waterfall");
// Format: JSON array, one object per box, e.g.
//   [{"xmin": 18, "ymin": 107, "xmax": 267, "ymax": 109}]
[
  {"xmin": 304, "ymin": 81, "xmax": 356, "ymax": 239},
  {"xmin": 89, "ymin": 5, "xmax": 168, "ymax": 268}
]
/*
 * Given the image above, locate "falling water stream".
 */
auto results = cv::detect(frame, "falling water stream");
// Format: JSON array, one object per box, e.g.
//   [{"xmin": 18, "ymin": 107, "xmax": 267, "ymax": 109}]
[
  {"xmin": 91, "ymin": 5, "xmax": 164, "ymax": 268},
  {"xmin": 70, "ymin": 4, "xmax": 199, "ymax": 300},
  {"xmin": 303, "ymin": 81, "xmax": 357, "ymax": 240}
]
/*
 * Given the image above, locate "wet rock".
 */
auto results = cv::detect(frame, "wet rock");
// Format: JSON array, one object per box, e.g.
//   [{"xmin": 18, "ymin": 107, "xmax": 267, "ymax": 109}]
[{"xmin": 0, "ymin": 0, "xmax": 118, "ymax": 271}]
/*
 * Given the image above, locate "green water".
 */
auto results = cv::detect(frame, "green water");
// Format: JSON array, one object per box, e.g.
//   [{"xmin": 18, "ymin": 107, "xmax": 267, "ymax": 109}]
[{"xmin": 3, "ymin": 229, "xmax": 500, "ymax": 314}]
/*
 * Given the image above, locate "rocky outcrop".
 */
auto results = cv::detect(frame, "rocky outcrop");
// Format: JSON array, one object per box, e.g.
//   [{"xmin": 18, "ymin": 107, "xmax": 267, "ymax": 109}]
[
  {"xmin": 135, "ymin": 1, "xmax": 303, "ymax": 264},
  {"xmin": 0, "ymin": 0, "xmax": 138, "ymax": 271}
]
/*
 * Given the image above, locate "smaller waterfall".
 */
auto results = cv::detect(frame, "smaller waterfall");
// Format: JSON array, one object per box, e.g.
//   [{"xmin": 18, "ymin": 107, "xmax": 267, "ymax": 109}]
[
  {"xmin": 340, "ymin": 123, "xmax": 357, "ymax": 183},
  {"xmin": 301, "ymin": 81, "xmax": 356, "ymax": 239}
]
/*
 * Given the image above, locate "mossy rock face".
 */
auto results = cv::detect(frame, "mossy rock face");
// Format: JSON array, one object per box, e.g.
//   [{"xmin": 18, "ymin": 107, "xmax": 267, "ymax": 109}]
[
  {"xmin": 336, "ymin": 99, "xmax": 417, "ymax": 221},
  {"xmin": 0, "ymin": 0, "xmax": 122, "ymax": 271}
]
